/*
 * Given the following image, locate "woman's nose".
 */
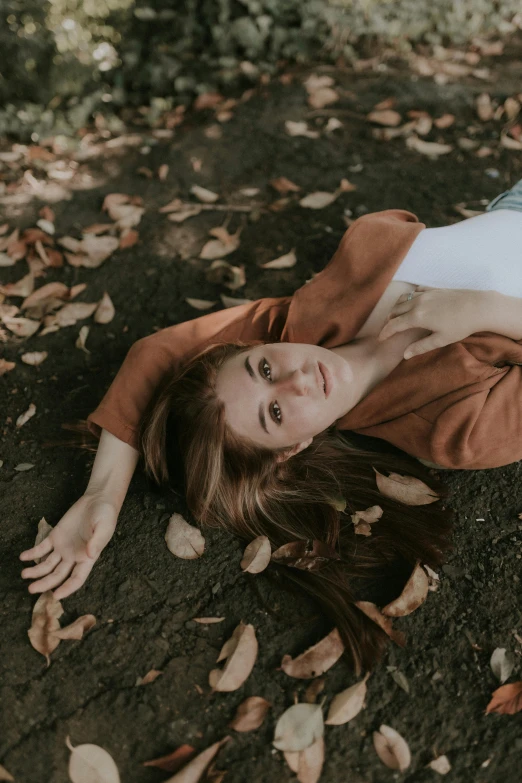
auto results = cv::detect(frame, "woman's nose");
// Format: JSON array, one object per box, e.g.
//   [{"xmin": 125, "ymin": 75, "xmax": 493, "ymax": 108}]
[{"xmin": 277, "ymin": 369, "xmax": 308, "ymax": 396}]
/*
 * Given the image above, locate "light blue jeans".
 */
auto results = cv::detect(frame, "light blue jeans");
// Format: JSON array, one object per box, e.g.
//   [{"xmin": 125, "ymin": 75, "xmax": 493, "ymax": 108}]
[{"xmin": 486, "ymin": 177, "xmax": 522, "ymax": 212}]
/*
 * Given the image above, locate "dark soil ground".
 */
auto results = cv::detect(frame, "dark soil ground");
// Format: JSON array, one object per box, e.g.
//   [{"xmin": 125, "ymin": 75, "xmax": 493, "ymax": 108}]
[{"xmin": 1, "ymin": 41, "xmax": 522, "ymax": 783}]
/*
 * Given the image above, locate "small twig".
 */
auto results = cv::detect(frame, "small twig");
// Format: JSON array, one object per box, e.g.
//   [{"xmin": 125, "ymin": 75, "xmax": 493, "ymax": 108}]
[
  {"xmin": 184, "ymin": 202, "xmax": 261, "ymax": 212},
  {"xmin": 306, "ymin": 108, "xmax": 366, "ymax": 120}
]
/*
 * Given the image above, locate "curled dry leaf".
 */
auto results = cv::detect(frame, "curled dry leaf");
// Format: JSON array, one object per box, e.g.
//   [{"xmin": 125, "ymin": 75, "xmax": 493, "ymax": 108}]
[
  {"xmin": 351, "ymin": 505, "xmax": 383, "ymax": 537},
  {"xmin": 66, "ymin": 737, "xmax": 120, "ymax": 783},
  {"xmin": 476, "ymin": 92, "xmax": 494, "ymax": 121},
  {"xmin": 382, "ymin": 562, "xmax": 429, "ymax": 617},
  {"xmin": 46, "ymin": 302, "xmax": 98, "ymax": 329},
  {"xmin": 240, "ymin": 535, "xmax": 272, "ymax": 574},
  {"xmin": 200, "ymin": 229, "xmax": 241, "ymax": 261},
  {"xmin": 193, "ymin": 617, "xmax": 225, "ymax": 624},
  {"xmin": 220, "ymin": 294, "xmax": 253, "ymax": 308},
  {"xmin": 355, "ymin": 601, "xmax": 406, "ymax": 647},
  {"xmin": 367, "ymin": 109, "xmax": 402, "ymax": 126},
  {"xmin": 485, "ymin": 682, "xmax": 522, "ymax": 715},
  {"xmin": 136, "ymin": 669, "xmax": 163, "ymax": 686},
  {"xmin": 0, "ymin": 764, "xmax": 14, "ymax": 782},
  {"xmin": 162, "ymin": 737, "xmax": 229, "ymax": 783},
  {"xmin": 79, "ymin": 235, "xmax": 120, "ymax": 266},
  {"xmin": 94, "ymin": 292, "xmax": 115, "ymax": 324},
  {"xmin": 285, "ymin": 121, "xmax": 320, "ymax": 139},
  {"xmin": 119, "ymin": 228, "xmax": 139, "ymax": 249},
  {"xmin": 229, "ymin": 696, "xmax": 271, "ymax": 732},
  {"xmin": 373, "ymin": 724, "xmax": 411, "ymax": 772},
  {"xmin": 0, "ymin": 252, "xmax": 17, "ymax": 267},
  {"xmin": 165, "ymin": 513, "xmax": 205, "ymax": 559},
  {"xmin": 284, "ymin": 736, "xmax": 324, "ymax": 783},
  {"xmin": 28, "ymin": 591, "xmax": 63, "ymax": 665},
  {"xmin": 0, "ymin": 271, "xmax": 35, "ymax": 298},
  {"xmin": 102, "ymin": 193, "xmax": 144, "ymax": 229},
  {"xmin": 299, "ymin": 191, "xmax": 338, "ymax": 209},
  {"xmin": 34, "ymin": 517, "xmax": 53, "ymax": 564},
  {"xmin": 373, "ymin": 468, "xmax": 440, "ymax": 505},
  {"xmin": 0, "ymin": 358, "xmax": 15, "ymax": 375},
  {"xmin": 325, "ymin": 672, "xmax": 370, "ymax": 725},
  {"xmin": 405, "ymin": 135, "xmax": 453, "ymax": 157},
  {"xmin": 270, "ymin": 177, "xmax": 301, "ymax": 193},
  {"xmin": 501, "ymin": 133, "xmax": 522, "ymax": 151},
  {"xmin": 53, "ymin": 614, "xmax": 96, "ymax": 641},
  {"xmin": 191, "ymin": 185, "xmax": 219, "ymax": 203},
  {"xmin": 260, "ymin": 250, "xmax": 297, "ymax": 269},
  {"xmin": 271, "ymin": 539, "xmax": 340, "ymax": 572},
  {"xmin": 490, "ymin": 648, "xmax": 516, "ymax": 684},
  {"xmin": 206, "ymin": 260, "xmax": 246, "ymax": 290},
  {"xmin": 76, "ymin": 325, "xmax": 90, "ymax": 354},
  {"xmin": 280, "ymin": 628, "xmax": 344, "ymax": 679},
  {"xmin": 434, "ymin": 113, "xmax": 455, "ymax": 128},
  {"xmin": 428, "ymin": 755, "xmax": 452, "ymax": 774},
  {"xmin": 273, "ymin": 703, "xmax": 324, "ymax": 752},
  {"xmin": 14, "ymin": 463, "xmax": 34, "ymax": 471},
  {"xmin": 143, "ymin": 744, "xmax": 197, "ymax": 773},
  {"xmin": 16, "ymin": 402, "xmax": 36, "ymax": 428},
  {"xmin": 22, "ymin": 282, "xmax": 69, "ymax": 309},
  {"xmin": 209, "ymin": 622, "xmax": 258, "ymax": 692},
  {"xmin": 305, "ymin": 678, "xmax": 326, "ymax": 704},
  {"xmin": 186, "ymin": 298, "xmax": 217, "ymax": 310}
]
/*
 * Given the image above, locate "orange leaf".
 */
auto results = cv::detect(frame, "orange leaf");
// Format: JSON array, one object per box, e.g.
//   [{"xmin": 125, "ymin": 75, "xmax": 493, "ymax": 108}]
[{"xmin": 485, "ymin": 682, "xmax": 522, "ymax": 715}]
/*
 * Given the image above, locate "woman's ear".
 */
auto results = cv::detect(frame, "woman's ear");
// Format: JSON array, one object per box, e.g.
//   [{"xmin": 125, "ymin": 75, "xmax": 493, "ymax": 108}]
[{"xmin": 275, "ymin": 437, "xmax": 313, "ymax": 463}]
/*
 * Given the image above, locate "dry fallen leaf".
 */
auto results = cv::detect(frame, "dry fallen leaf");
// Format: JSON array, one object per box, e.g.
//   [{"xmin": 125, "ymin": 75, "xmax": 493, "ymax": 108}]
[
  {"xmin": 34, "ymin": 517, "xmax": 53, "ymax": 563},
  {"xmin": 373, "ymin": 725, "xmax": 411, "ymax": 772},
  {"xmin": 119, "ymin": 228, "xmax": 139, "ymax": 249},
  {"xmin": 428, "ymin": 755, "xmax": 452, "ymax": 774},
  {"xmin": 305, "ymin": 678, "xmax": 326, "ymax": 704},
  {"xmin": 270, "ymin": 177, "xmax": 301, "ymax": 194},
  {"xmin": 168, "ymin": 208, "xmax": 203, "ymax": 223},
  {"xmin": 206, "ymin": 260, "xmax": 246, "ymax": 290},
  {"xmin": 485, "ymin": 682, "xmax": 522, "ymax": 715},
  {"xmin": 229, "ymin": 696, "xmax": 271, "ymax": 732},
  {"xmin": 193, "ymin": 617, "xmax": 225, "ymax": 624},
  {"xmin": 200, "ymin": 229, "xmax": 241, "ymax": 260},
  {"xmin": 165, "ymin": 513, "xmax": 205, "ymax": 559},
  {"xmin": 143, "ymin": 744, "xmax": 197, "ymax": 773},
  {"xmin": 0, "ymin": 764, "xmax": 14, "ymax": 782},
  {"xmin": 2, "ymin": 315, "xmax": 40, "ymax": 337},
  {"xmin": 405, "ymin": 135, "xmax": 453, "ymax": 157},
  {"xmin": 382, "ymin": 562, "xmax": 429, "ymax": 617},
  {"xmin": 299, "ymin": 191, "xmax": 338, "ymax": 209},
  {"xmin": 285, "ymin": 121, "xmax": 320, "ymax": 139},
  {"xmin": 284, "ymin": 736, "xmax": 324, "ymax": 783},
  {"xmin": 0, "ymin": 358, "xmax": 15, "ymax": 375},
  {"xmin": 28, "ymin": 591, "xmax": 63, "ymax": 665},
  {"xmin": 501, "ymin": 134, "xmax": 522, "ymax": 151},
  {"xmin": 490, "ymin": 648, "xmax": 516, "ymax": 684},
  {"xmin": 209, "ymin": 622, "xmax": 258, "ymax": 692},
  {"xmin": 0, "ymin": 252, "xmax": 17, "ymax": 267},
  {"xmin": 271, "ymin": 539, "xmax": 340, "ymax": 572},
  {"xmin": 53, "ymin": 614, "xmax": 96, "ymax": 641},
  {"xmin": 373, "ymin": 468, "xmax": 440, "ymax": 505},
  {"xmin": 240, "ymin": 536, "xmax": 272, "ymax": 574},
  {"xmin": 66, "ymin": 736, "xmax": 120, "ymax": 783},
  {"xmin": 94, "ymin": 292, "xmax": 115, "ymax": 324},
  {"xmin": 102, "ymin": 193, "xmax": 144, "ymax": 229},
  {"xmin": 273, "ymin": 703, "xmax": 324, "ymax": 752},
  {"xmin": 14, "ymin": 463, "xmax": 35, "ymax": 471},
  {"xmin": 325, "ymin": 672, "xmax": 370, "ymax": 725},
  {"xmin": 434, "ymin": 114, "xmax": 455, "ymax": 129},
  {"xmin": 135, "ymin": 669, "xmax": 163, "ymax": 686},
  {"xmin": 476, "ymin": 92, "xmax": 494, "ymax": 121},
  {"xmin": 280, "ymin": 628, "xmax": 344, "ymax": 679},
  {"xmin": 76, "ymin": 325, "xmax": 90, "ymax": 354},
  {"xmin": 186, "ymin": 298, "xmax": 217, "ymax": 310},
  {"xmin": 367, "ymin": 109, "xmax": 402, "ymax": 126},
  {"xmin": 21, "ymin": 282, "xmax": 69, "ymax": 309},
  {"xmin": 260, "ymin": 250, "xmax": 297, "ymax": 269},
  {"xmin": 355, "ymin": 601, "xmax": 406, "ymax": 647},
  {"xmin": 79, "ymin": 235, "xmax": 120, "ymax": 266},
  {"xmin": 351, "ymin": 505, "xmax": 382, "ymax": 537},
  {"xmin": 191, "ymin": 185, "xmax": 219, "ymax": 203},
  {"xmin": 162, "ymin": 738, "xmax": 229, "ymax": 783},
  {"xmin": 0, "ymin": 271, "xmax": 35, "ymax": 298},
  {"xmin": 16, "ymin": 403, "xmax": 36, "ymax": 428}
]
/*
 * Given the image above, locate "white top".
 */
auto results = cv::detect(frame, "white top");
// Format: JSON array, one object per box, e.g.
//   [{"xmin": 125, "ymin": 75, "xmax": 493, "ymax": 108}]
[{"xmin": 392, "ymin": 209, "xmax": 522, "ymax": 296}]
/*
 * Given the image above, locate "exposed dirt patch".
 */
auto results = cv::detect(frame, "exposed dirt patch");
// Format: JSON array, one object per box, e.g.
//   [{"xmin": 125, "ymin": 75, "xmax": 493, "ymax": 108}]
[{"xmin": 1, "ymin": 50, "xmax": 522, "ymax": 783}]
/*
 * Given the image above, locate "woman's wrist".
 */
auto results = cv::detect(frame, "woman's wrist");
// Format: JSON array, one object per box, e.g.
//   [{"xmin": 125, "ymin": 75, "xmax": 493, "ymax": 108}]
[{"xmin": 483, "ymin": 290, "xmax": 522, "ymax": 341}]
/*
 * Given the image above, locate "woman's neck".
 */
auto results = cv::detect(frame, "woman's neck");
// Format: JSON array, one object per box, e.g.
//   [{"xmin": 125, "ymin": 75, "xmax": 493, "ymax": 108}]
[{"xmin": 330, "ymin": 327, "xmax": 430, "ymax": 413}]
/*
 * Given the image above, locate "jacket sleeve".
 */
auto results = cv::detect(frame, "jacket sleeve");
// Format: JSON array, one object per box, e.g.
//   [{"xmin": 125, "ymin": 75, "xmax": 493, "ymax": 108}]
[{"xmin": 86, "ymin": 298, "xmax": 290, "ymax": 450}]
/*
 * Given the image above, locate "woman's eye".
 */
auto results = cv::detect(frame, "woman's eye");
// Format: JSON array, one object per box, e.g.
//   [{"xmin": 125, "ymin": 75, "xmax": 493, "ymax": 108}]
[
  {"xmin": 271, "ymin": 402, "xmax": 282, "ymax": 424},
  {"xmin": 261, "ymin": 358, "xmax": 272, "ymax": 381}
]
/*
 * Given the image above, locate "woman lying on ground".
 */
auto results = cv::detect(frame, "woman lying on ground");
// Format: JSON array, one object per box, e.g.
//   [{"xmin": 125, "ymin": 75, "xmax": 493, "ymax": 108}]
[{"xmin": 19, "ymin": 179, "xmax": 522, "ymax": 672}]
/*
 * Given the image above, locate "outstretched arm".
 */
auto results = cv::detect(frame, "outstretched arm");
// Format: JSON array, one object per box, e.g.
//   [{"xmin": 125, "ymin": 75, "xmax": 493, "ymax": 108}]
[{"xmin": 378, "ymin": 287, "xmax": 520, "ymax": 359}]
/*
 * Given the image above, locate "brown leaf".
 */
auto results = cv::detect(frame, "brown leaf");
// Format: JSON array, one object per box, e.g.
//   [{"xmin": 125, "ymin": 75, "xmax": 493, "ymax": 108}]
[
  {"xmin": 405, "ymin": 135, "xmax": 453, "ymax": 157},
  {"xmin": 168, "ymin": 208, "xmax": 203, "ymax": 223},
  {"xmin": 0, "ymin": 252, "xmax": 17, "ymax": 267},
  {"xmin": 206, "ymin": 260, "xmax": 245, "ymax": 290},
  {"xmin": 209, "ymin": 623, "xmax": 258, "ymax": 692},
  {"xmin": 382, "ymin": 562, "xmax": 429, "ymax": 617},
  {"xmin": 191, "ymin": 185, "xmax": 219, "ymax": 204},
  {"xmin": 355, "ymin": 601, "xmax": 406, "ymax": 647},
  {"xmin": 304, "ymin": 677, "xmax": 326, "ymax": 703},
  {"xmin": 27, "ymin": 591, "xmax": 64, "ymax": 665},
  {"xmin": 102, "ymin": 193, "xmax": 145, "ymax": 229},
  {"xmin": 299, "ymin": 191, "xmax": 338, "ymax": 209},
  {"xmin": 284, "ymin": 736, "xmax": 324, "ymax": 783},
  {"xmin": 308, "ymin": 87, "xmax": 339, "ymax": 109},
  {"xmin": 351, "ymin": 505, "xmax": 383, "ymax": 527},
  {"xmin": 485, "ymin": 682, "xmax": 522, "ymax": 715},
  {"xmin": 0, "ymin": 272, "xmax": 35, "ymax": 298},
  {"xmin": 2, "ymin": 315, "xmax": 40, "ymax": 337},
  {"xmin": 200, "ymin": 230, "xmax": 241, "ymax": 260},
  {"xmin": 194, "ymin": 92, "xmax": 224, "ymax": 110},
  {"xmin": 373, "ymin": 468, "xmax": 440, "ymax": 505},
  {"xmin": 476, "ymin": 92, "xmax": 494, "ymax": 121},
  {"xmin": 0, "ymin": 358, "xmax": 15, "ymax": 375},
  {"xmin": 22, "ymin": 282, "xmax": 69, "ymax": 309},
  {"xmin": 260, "ymin": 250, "xmax": 297, "ymax": 269},
  {"xmin": 158, "ymin": 164, "xmax": 169, "ymax": 181},
  {"xmin": 193, "ymin": 617, "xmax": 225, "ymax": 624},
  {"xmin": 165, "ymin": 513, "xmax": 205, "ymax": 559},
  {"xmin": 16, "ymin": 403, "xmax": 36, "ymax": 428},
  {"xmin": 325, "ymin": 672, "xmax": 370, "ymax": 725},
  {"xmin": 274, "ymin": 704, "xmax": 324, "ymax": 752},
  {"xmin": 373, "ymin": 724, "xmax": 411, "ymax": 771},
  {"xmin": 285, "ymin": 121, "xmax": 320, "ymax": 139},
  {"xmin": 271, "ymin": 539, "xmax": 340, "ymax": 572},
  {"xmin": 434, "ymin": 113, "xmax": 455, "ymax": 129},
  {"xmin": 280, "ymin": 628, "xmax": 344, "ymax": 679},
  {"xmin": 0, "ymin": 763, "xmax": 14, "ymax": 781},
  {"xmin": 427, "ymin": 755, "xmax": 452, "ymax": 774},
  {"xmin": 270, "ymin": 177, "xmax": 301, "ymax": 194},
  {"xmin": 119, "ymin": 228, "xmax": 139, "ymax": 249},
  {"xmin": 80, "ymin": 235, "xmax": 120, "ymax": 266},
  {"xmin": 53, "ymin": 614, "xmax": 96, "ymax": 640},
  {"xmin": 82, "ymin": 223, "xmax": 116, "ymax": 235},
  {"xmin": 367, "ymin": 109, "xmax": 402, "ymax": 127},
  {"xmin": 136, "ymin": 669, "xmax": 163, "ymax": 686},
  {"xmin": 229, "ymin": 696, "xmax": 271, "ymax": 732},
  {"xmin": 240, "ymin": 536, "xmax": 272, "ymax": 574},
  {"xmin": 51, "ymin": 302, "xmax": 98, "ymax": 327},
  {"xmin": 162, "ymin": 738, "xmax": 229, "ymax": 783},
  {"xmin": 94, "ymin": 292, "xmax": 115, "ymax": 324},
  {"xmin": 143, "ymin": 745, "xmax": 197, "ymax": 772}
]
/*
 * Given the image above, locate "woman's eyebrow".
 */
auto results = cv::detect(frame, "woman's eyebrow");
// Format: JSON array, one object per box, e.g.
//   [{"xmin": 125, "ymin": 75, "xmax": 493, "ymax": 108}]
[{"xmin": 244, "ymin": 355, "xmax": 269, "ymax": 434}]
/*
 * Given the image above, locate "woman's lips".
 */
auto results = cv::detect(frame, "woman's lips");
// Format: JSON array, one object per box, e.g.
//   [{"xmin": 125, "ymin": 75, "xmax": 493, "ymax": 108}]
[{"xmin": 318, "ymin": 362, "xmax": 331, "ymax": 398}]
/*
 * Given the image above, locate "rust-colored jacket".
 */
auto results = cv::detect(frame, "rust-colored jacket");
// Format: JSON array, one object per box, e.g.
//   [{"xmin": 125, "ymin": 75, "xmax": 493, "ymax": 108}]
[{"xmin": 87, "ymin": 210, "xmax": 522, "ymax": 469}]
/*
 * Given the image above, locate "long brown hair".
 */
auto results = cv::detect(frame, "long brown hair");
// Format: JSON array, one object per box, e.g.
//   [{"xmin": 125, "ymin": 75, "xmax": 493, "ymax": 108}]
[{"xmin": 139, "ymin": 341, "xmax": 453, "ymax": 675}]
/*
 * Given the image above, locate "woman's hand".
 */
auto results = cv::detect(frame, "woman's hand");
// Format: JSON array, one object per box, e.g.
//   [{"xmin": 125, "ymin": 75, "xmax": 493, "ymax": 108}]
[
  {"xmin": 19, "ymin": 492, "xmax": 119, "ymax": 600},
  {"xmin": 378, "ymin": 287, "xmax": 494, "ymax": 359}
]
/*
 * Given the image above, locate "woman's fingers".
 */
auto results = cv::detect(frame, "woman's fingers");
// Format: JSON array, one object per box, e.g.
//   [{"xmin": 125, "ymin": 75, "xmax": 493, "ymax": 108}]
[
  {"xmin": 19, "ymin": 537, "xmax": 53, "ymax": 562},
  {"xmin": 27, "ymin": 560, "xmax": 75, "ymax": 595},
  {"xmin": 21, "ymin": 551, "xmax": 61, "ymax": 580},
  {"xmin": 53, "ymin": 562, "xmax": 93, "ymax": 601}
]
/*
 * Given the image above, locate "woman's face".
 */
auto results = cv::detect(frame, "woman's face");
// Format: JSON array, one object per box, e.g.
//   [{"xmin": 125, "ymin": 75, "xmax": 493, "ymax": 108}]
[{"xmin": 215, "ymin": 342, "xmax": 355, "ymax": 450}]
